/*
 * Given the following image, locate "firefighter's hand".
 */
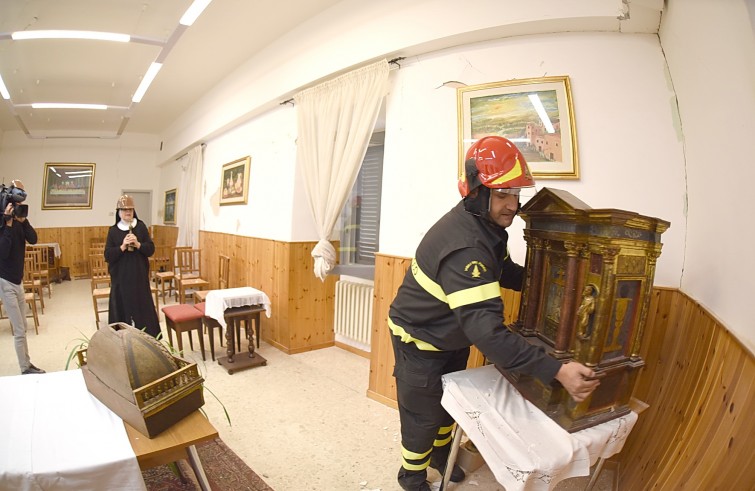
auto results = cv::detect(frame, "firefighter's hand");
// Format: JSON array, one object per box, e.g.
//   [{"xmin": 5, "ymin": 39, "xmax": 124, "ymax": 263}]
[{"xmin": 555, "ymin": 362, "xmax": 600, "ymax": 402}]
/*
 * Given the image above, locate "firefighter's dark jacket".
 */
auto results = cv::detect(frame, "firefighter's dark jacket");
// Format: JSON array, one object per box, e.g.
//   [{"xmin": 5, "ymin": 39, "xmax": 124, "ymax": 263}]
[{"xmin": 389, "ymin": 200, "xmax": 561, "ymax": 383}]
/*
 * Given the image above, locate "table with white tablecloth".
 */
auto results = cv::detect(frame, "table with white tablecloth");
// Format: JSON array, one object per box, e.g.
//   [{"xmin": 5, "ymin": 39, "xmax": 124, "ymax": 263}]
[
  {"xmin": 204, "ymin": 287, "xmax": 271, "ymax": 373},
  {"xmin": 0, "ymin": 370, "xmax": 146, "ymax": 490},
  {"xmin": 441, "ymin": 365, "xmax": 638, "ymax": 491}
]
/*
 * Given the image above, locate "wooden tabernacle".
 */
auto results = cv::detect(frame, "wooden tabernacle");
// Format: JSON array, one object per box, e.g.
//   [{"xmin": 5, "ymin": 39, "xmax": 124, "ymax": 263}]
[{"xmin": 500, "ymin": 188, "xmax": 669, "ymax": 432}]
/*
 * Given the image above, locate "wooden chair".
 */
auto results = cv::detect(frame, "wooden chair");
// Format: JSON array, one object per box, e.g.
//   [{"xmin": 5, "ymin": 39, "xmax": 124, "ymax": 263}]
[
  {"xmin": 193, "ymin": 254, "xmax": 230, "ymax": 304},
  {"xmin": 23, "ymin": 255, "xmax": 45, "ymax": 314},
  {"xmin": 29, "ymin": 246, "xmax": 52, "ymax": 298},
  {"xmin": 176, "ymin": 248, "xmax": 209, "ymax": 304},
  {"xmin": 0, "ymin": 294, "xmax": 40, "ymax": 335},
  {"xmin": 162, "ymin": 304, "xmax": 205, "ymax": 360},
  {"xmin": 89, "ymin": 254, "xmax": 111, "ymax": 291}
]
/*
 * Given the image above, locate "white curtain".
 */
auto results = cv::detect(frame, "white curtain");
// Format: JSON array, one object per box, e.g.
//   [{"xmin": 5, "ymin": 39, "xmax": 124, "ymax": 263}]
[
  {"xmin": 176, "ymin": 144, "xmax": 204, "ymax": 247},
  {"xmin": 294, "ymin": 59, "xmax": 389, "ymax": 280}
]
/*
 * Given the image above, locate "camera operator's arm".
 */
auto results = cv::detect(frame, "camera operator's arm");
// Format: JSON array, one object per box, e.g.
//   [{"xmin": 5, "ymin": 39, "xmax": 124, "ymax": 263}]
[
  {"xmin": 0, "ymin": 204, "xmax": 13, "ymax": 259},
  {"xmin": 17, "ymin": 216, "xmax": 37, "ymax": 245}
]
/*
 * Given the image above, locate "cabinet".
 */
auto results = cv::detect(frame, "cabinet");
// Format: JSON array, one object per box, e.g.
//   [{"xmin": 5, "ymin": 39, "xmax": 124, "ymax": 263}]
[{"xmin": 501, "ymin": 188, "xmax": 669, "ymax": 432}]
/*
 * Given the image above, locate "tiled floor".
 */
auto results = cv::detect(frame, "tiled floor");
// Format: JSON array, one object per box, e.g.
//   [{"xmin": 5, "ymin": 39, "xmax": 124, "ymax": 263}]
[{"xmin": 0, "ymin": 279, "xmax": 615, "ymax": 490}]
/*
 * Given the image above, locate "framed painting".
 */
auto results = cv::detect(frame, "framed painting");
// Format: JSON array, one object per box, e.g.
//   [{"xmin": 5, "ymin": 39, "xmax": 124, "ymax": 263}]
[
  {"xmin": 41, "ymin": 163, "xmax": 96, "ymax": 209},
  {"xmin": 457, "ymin": 76, "xmax": 579, "ymax": 179},
  {"xmin": 219, "ymin": 156, "xmax": 250, "ymax": 206},
  {"xmin": 163, "ymin": 188, "xmax": 177, "ymax": 225}
]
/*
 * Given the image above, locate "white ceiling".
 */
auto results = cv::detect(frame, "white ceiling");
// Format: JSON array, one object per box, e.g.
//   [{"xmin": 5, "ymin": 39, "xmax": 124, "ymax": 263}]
[{"xmin": 0, "ymin": 0, "xmax": 341, "ymax": 139}]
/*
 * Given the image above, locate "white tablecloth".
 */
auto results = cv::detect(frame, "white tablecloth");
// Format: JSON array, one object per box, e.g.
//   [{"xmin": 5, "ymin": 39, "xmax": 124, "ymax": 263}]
[
  {"xmin": 36, "ymin": 242, "xmax": 62, "ymax": 258},
  {"xmin": 441, "ymin": 365, "xmax": 637, "ymax": 491},
  {"xmin": 0, "ymin": 370, "xmax": 146, "ymax": 491},
  {"xmin": 204, "ymin": 287, "xmax": 271, "ymax": 329}
]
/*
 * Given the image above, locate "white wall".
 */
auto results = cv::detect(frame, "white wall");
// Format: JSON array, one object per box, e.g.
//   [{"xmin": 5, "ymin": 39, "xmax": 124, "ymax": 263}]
[
  {"xmin": 0, "ymin": 133, "xmax": 161, "ymax": 227},
  {"xmin": 197, "ymin": 106, "xmax": 318, "ymax": 242},
  {"xmin": 380, "ymin": 32, "xmax": 686, "ymax": 288},
  {"xmin": 660, "ymin": 0, "xmax": 755, "ymax": 352}
]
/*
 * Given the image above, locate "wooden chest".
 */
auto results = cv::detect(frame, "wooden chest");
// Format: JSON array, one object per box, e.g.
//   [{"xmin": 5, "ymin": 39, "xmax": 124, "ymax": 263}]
[
  {"xmin": 80, "ymin": 323, "xmax": 205, "ymax": 438},
  {"xmin": 501, "ymin": 188, "xmax": 669, "ymax": 432}
]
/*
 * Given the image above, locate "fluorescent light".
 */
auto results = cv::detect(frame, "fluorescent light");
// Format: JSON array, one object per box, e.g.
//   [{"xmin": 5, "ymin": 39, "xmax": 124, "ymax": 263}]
[
  {"xmin": 32, "ymin": 103, "xmax": 108, "ymax": 110},
  {"xmin": 65, "ymin": 171, "xmax": 92, "ymax": 176},
  {"xmin": 132, "ymin": 62, "xmax": 163, "ymax": 103},
  {"xmin": 0, "ymin": 74, "xmax": 9, "ymax": 99},
  {"xmin": 12, "ymin": 30, "xmax": 130, "ymax": 42},
  {"xmin": 528, "ymin": 94, "xmax": 556, "ymax": 134},
  {"xmin": 180, "ymin": 0, "xmax": 213, "ymax": 26}
]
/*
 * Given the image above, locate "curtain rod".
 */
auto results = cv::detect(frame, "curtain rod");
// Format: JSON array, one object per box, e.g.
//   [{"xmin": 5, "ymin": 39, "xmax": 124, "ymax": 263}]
[
  {"xmin": 279, "ymin": 57, "xmax": 404, "ymax": 107},
  {"xmin": 175, "ymin": 142, "xmax": 206, "ymax": 161}
]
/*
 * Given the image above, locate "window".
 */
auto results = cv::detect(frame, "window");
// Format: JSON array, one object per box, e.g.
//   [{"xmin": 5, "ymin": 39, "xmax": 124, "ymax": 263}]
[{"xmin": 338, "ymin": 131, "xmax": 384, "ymax": 273}]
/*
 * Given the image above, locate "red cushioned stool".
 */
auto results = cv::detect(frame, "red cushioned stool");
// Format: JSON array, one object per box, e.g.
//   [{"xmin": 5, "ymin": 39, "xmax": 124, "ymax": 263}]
[
  {"xmin": 194, "ymin": 302, "xmax": 224, "ymax": 361},
  {"xmin": 162, "ymin": 303, "xmax": 205, "ymax": 361}
]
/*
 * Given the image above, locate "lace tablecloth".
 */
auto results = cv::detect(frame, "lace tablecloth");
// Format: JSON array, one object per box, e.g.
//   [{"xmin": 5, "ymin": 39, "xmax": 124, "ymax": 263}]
[
  {"xmin": 0, "ymin": 370, "xmax": 146, "ymax": 491},
  {"xmin": 441, "ymin": 364, "xmax": 637, "ymax": 491},
  {"xmin": 204, "ymin": 287, "xmax": 272, "ymax": 329}
]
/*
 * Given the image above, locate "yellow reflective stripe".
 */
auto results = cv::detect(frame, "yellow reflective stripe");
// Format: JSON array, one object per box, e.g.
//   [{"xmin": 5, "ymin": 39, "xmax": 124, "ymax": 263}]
[
  {"xmin": 411, "ymin": 258, "xmax": 447, "ymax": 303},
  {"xmin": 437, "ymin": 424, "xmax": 454, "ymax": 436},
  {"xmin": 434, "ymin": 435, "xmax": 452, "ymax": 447},
  {"xmin": 504, "ymin": 247, "xmax": 510, "ymax": 261},
  {"xmin": 489, "ymin": 156, "xmax": 523, "ymax": 185},
  {"xmin": 447, "ymin": 281, "xmax": 501, "ymax": 309},
  {"xmin": 401, "ymin": 458, "xmax": 431, "ymax": 471},
  {"xmin": 402, "ymin": 446, "xmax": 432, "ymax": 461},
  {"xmin": 388, "ymin": 319, "xmax": 441, "ymax": 351}
]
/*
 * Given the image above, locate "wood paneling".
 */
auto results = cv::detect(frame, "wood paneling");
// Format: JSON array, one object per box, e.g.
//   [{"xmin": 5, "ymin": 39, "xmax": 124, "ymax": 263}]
[
  {"xmin": 619, "ymin": 288, "xmax": 755, "ymax": 490},
  {"xmin": 368, "ymin": 253, "xmax": 754, "ymax": 490},
  {"xmin": 36, "ymin": 225, "xmax": 178, "ymax": 279},
  {"xmin": 199, "ymin": 231, "xmax": 336, "ymax": 354}
]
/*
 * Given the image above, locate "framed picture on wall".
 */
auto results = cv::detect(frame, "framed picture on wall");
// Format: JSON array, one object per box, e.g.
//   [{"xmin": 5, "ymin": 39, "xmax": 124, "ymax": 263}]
[
  {"xmin": 457, "ymin": 76, "xmax": 579, "ymax": 179},
  {"xmin": 219, "ymin": 156, "xmax": 250, "ymax": 206},
  {"xmin": 163, "ymin": 188, "xmax": 177, "ymax": 225},
  {"xmin": 41, "ymin": 163, "xmax": 96, "ymax": 209}
]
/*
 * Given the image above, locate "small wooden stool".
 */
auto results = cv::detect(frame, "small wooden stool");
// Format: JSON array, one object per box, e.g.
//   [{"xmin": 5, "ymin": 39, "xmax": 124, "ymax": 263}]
[
  {"xmin": 193, "ymin": 302, "xmax": 224, "ymax": 361},
  {"xmin": 162, "ymin": 304, "xmax": 205, "ymax": 361}
]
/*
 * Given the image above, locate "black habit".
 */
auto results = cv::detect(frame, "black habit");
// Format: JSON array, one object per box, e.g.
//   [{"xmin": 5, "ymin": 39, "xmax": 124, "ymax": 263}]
[{"xmin": 104, "ymin": 216, "xmax": 160, "ymax": 337}]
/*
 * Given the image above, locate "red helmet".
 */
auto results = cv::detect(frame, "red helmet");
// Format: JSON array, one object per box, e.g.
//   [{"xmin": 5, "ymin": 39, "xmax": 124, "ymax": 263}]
[{"xmin": 458, "ymin": 136, "xmax": 535, "ymax": 197}]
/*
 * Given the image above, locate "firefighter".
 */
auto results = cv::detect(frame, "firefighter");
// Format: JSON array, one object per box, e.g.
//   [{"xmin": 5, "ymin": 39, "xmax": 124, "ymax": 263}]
[{"xmin": 389, "ymin": 136, "xmax": 600, "ymax": 490}]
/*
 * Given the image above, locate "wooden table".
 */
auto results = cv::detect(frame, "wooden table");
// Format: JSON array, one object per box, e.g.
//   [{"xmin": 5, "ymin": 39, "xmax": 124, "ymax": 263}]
[
  {"xmin": 203, "ymin": 287, "xmax": 271, "ymax": 374},
  {"xmin": 125, "ymin": 411, "xmax": 218, "ymax": 491}
]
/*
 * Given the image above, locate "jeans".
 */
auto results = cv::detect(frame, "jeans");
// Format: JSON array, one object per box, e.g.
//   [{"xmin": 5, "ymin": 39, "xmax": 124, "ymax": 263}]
[{"xmin": 0, "ymin": 277, "xmax": 32, "ymax": 372}]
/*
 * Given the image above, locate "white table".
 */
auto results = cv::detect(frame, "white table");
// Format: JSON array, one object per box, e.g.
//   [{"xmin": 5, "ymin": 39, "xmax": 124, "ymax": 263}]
[
  {"xmin": 441, "ymin": 365, "xmax": 638, "ymax": 491},
  {"xmin": 204, "ymin": 286, "xmax": 271, "ymax": 329},
  {"xmin": 0, "ymin": 370, "xmax": 146, "ymax": 490}
]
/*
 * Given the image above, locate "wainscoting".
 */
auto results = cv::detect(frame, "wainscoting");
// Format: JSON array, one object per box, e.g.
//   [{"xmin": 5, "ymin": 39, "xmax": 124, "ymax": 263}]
[
  {"xmin": 368, "ymin": 253, "xmax": 754, "ymax": 489},
  {"xmin": 199, "ymin": 231, "xmax": 337, "ymax": 354},
  {"xmin": 34, "ymin": 226, "xmax": 336, "ymax": 354}
]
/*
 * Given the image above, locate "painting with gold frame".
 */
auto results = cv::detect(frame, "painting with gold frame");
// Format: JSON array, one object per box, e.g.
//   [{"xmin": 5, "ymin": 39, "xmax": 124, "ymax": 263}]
[
  {"xmin": 41, "ymin": 163, "xmax": 96, "ymax": 209},
  {"xmin": 219, "ymin": 156, "xmax": 250, "ymax": 206},
  {"xmin": 163, "ymin": 188, "xmax": 177, "ymax": 225},
  {"xmin": 457, "ymin": 76, "xmax": 579, "ymax": 179}
]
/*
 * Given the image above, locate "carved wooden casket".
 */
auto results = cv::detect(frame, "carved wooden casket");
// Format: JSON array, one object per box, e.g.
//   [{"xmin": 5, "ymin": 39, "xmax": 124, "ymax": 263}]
[
  {"xmin": 80, "ymin": 323, "xmax": 205, "ymax": 438},
  {"xmin": 500, "ymin": 188, "xmax": 669, "ymax": 432}
]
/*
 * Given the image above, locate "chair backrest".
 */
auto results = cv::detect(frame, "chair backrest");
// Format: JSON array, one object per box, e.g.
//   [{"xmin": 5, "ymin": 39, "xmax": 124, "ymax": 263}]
[
  {"xmin": 218, "ymin": 254, "xmax": 230, "ymax": 289},
  {"xmin": 89, "ymin": 254, "xmax": 110, "ymax": 290},
  {"xmin": 30, "ymin": 245, "xmax": 51, "ymax": 270},
  {"xmin": 24, "ymin": 249, "xmax": 42, "ymax": 275},
  {"xmin": 177, "ymin": 248, "xmax": 202, "ymax": 277},
  {"xmin": 23, "ymin": 255, "xmax": 37, "ymax": 284}
]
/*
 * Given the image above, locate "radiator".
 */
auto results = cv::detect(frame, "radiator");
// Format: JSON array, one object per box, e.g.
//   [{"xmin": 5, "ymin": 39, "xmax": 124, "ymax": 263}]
[{"xmin": 334, "ymin": 280, "xmax": 374, "ymax": 348}]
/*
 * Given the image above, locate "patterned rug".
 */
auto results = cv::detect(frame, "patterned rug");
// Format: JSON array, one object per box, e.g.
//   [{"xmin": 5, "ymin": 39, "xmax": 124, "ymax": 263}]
[{"xmin": 142, "ymin": 438, "xmax": 274, "ymax": 491}]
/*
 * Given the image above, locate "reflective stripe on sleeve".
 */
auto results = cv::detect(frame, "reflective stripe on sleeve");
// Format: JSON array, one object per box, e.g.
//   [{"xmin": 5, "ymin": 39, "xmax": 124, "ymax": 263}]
[{"xmin": 446, "ymin": 281, "xmax": 501, "ymax": 309}]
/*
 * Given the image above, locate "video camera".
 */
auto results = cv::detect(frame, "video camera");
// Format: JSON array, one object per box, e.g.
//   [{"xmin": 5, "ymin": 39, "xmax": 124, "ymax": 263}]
[{"xmin": 0, "ymin": 180, "xmax": 29, "ymax": 220}]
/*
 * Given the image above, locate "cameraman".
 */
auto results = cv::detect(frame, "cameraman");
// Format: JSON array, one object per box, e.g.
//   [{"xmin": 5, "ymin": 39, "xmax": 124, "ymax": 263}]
[{"xmin": 0, "ymin": 180, "xmax": 45, "ymax": 375}]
